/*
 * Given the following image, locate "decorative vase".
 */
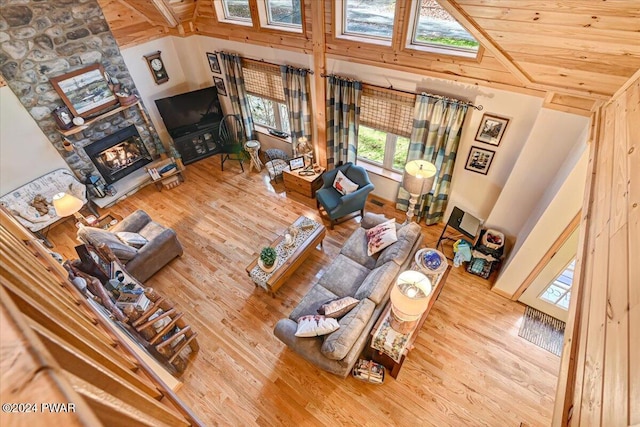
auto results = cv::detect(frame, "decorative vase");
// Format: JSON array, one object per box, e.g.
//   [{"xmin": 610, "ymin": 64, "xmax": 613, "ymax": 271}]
[
  {"xmin": 258, "ymin": 256, "xmax": 278, "ymax": 273},
  {"xmin": 62, "ymin": 138, "xmax": 74, "ymax": 152}
]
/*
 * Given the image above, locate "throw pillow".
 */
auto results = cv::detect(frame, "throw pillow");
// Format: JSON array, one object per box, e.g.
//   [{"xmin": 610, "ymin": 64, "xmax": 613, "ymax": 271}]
[
  {"xmin": 317, "ymin": 296, "xmax": 359, "ymax": 318},
  {"xmin": 332, "ymin": 170, "xmax": 359, "ymax": 196},
  {"xmin": 365, "ymin": 219, "xmax": 397, "ymax": 256},
  {"xmin": 116, "ymin": 231, "xmax": 148, "ymax": 249},
  {"xmin": 295, "ymin": 315, "xmax": 340, "ymax": 337}
]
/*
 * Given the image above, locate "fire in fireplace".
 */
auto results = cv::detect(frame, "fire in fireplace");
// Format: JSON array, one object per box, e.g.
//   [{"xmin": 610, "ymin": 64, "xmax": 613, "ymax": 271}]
[{"xmin": 84, "ymin": 125, "xmax": 152, "ymax": 184}]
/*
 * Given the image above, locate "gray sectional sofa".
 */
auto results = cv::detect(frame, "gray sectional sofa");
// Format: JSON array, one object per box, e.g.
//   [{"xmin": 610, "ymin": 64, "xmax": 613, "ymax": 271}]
[{"xmin": 274, "ymin": 213, "xmax": 423, "ymax": 377}]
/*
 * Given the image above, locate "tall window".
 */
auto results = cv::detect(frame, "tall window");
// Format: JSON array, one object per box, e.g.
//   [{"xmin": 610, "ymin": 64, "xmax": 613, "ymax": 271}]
[
  {"xmin": 357, "ymin": 86, "xmax": 414, "ymax": 172},
  {"xmin": 410, "ymin": 0, "xmax": 479, "ymax": 57},
  {"xmin": 538, "ymin": 259, "xmax": 575, "ymax": 310},
  {"xmin": 265, "ymin": 0, "xmax": 302, "ymax": 27},
  {"xmin": 343, "ymin": 0, "xmax": 396, "ymax": 40},
  {"xmin": 242, "ymin": 61, "xmax": 290, "ymax": 136},
  {"xmin": 219, "ymin": 0, "xmax": 251, "ymax": 23}
]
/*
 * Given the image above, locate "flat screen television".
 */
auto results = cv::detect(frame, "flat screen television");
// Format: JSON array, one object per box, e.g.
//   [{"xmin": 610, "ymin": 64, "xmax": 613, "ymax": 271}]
[{"xmin": 154, "ymin": 87, "xmax": 223, "ymax": 138}]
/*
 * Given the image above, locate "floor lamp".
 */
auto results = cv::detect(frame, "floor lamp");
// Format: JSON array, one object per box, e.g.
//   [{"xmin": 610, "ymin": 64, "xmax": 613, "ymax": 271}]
[{"xmin": 402, "ymin": 160, "xmax": 437, "ymax": 224}]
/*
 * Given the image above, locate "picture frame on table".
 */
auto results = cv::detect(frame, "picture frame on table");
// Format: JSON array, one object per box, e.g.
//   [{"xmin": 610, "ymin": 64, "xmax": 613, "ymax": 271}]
[
  {"xmin": 206, "ymin": 52, "xmax": 221, "ymax": 74},
  {"xmin": 475, "ymin": 113, "xmax": 509, "ymax": 146},
  {"xmin": 289, "ymin": 156, "xmax": 305, "ymax": 171},
  {"xmin": 464, "ymin": 146, "xmax": 496, "ymax": 175},
  {"xmin": 50, "ymin": 63, "xmax": 118, "ymax": 118},
  {"xmin": 213, "ymin": 76, "xmax": 227, "ymax": 96},
  {"xmin": 51, "ymin": 105, "xmax": 74, "ymax": 130}
]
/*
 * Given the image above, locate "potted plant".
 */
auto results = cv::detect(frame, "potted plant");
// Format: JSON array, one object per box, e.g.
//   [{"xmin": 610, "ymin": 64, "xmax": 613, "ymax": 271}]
[{"xmin": 259, "ymin": 247, "xmax": 277, "ymax": 272}]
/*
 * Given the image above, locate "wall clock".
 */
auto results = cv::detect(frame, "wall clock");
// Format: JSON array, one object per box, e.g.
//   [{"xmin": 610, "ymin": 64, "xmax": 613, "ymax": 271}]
[{"xmin": 144, "ymin": 51, "xmax": 169, "ymax": 84}]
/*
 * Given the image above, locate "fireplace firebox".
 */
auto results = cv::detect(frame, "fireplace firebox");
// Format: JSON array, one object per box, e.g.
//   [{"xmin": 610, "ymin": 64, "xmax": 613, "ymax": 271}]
[{"xmin": 84, "ymin": 125, "xmax": 152, "ymax": 184}]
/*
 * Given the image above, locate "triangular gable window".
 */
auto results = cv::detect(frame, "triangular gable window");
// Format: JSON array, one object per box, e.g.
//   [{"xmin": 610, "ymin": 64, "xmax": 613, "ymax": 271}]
[{"xmin": 410, "ymin": 0, "xmax": 479, "ymax": 58}]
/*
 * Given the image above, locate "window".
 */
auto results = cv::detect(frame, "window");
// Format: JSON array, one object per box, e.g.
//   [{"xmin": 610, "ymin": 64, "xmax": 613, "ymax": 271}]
[
  {"xmin": 265, "ymin": 0, "xmax": 302, "ymax": 27},
  {"xmin": 410, "ymin": 0, "xmax": 479, "ymax": 57},
  {"xmin": 242, "ymin": 61, "xmax": 290, "ymax": 136},
  {"xmin": 218, "ymin": 0, "xmax": 251, "ymax": 23},
  {"xmin": 247, "ymin": 95, "xmax": 290, "ymax": 135},
  {"xmin": 357, "ymin": 86, "xmax": 414, "ymax": 172},
  {"xmin": 538, "ymin": 259, "xmax": 575, "ymax": 310},
  {"xmin": 343, "ymin": 0, "xmax": 396, "ymax": 40}
]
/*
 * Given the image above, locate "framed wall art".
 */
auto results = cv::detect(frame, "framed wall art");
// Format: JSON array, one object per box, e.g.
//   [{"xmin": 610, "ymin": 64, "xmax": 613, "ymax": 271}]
[
  {"xmin": 475, "ymin": 113, "xmax": 509, "ymax": 146},
  {"xmin": 213, "ymin": 76, "xmax": 227, "ymax": 96},
  {"xmin": 50, "ymin": 63, "xmax": 118, "ymax": 118},
  {"xmin": 207, "ymin": 52, "xmax": 221, "ymax": 74},
  {"xmin": 465, "ymin": 146, "xmax": 496, "ymax": 175}
]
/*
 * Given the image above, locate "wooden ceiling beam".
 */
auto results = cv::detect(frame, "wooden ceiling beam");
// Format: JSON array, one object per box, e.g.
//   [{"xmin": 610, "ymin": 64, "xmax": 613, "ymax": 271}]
[
  {"xmin": 119, "ymin": 0, "xmax": 179, "ymax": 28},
  {"xmin": 438, "ymin": 0, "xmax": 533, "ymax": 86}
]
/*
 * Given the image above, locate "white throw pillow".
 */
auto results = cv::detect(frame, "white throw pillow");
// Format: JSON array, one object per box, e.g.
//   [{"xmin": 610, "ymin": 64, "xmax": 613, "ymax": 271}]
[
  {"xmin": 116, "ymin": 231, "xmax": 148, "ymax": 249},
  {"xmin": 332, "ymin": 170, "xmax": 359, "ymax": 195},
  {"xmin": 365, "ymin": 219, "xmax": 398, "ymax": 256},
  {"xmin": 317, "ymin": 297, "xmax": 359, "ymax": 318},
  {"xmin": 295, "ymin": 315, "xmax": 340, "ymax": 337}
]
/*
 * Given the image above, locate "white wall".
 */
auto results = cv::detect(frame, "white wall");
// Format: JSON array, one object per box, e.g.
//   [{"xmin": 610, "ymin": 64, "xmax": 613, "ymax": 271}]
[
  {"xmin": 485, "ymin": 109, "xmax": 589, "ymax": 238},
  {"xmin": 493, "ymin": 146, "xmax": 589, "ymax": 295},
  {"xmin": 120, "ymin": 37, "xmax": 195, "ymax": 147},
  {"xmin": 0, "ymin": 86, "xmax": 67, "ymax": 195}
]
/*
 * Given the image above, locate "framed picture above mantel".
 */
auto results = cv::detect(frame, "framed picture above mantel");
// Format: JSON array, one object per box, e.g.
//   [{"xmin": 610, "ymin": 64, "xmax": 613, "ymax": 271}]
[{"xmin": 50, "ymin": 63, "xmax": 118, "ymax": 118}]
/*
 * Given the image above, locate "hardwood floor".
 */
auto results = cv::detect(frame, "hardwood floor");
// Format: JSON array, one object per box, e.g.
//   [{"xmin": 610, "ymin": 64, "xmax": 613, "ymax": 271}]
[{"xmin": 48, "ymin": 156, "xmax": 559, "ymax": 427}]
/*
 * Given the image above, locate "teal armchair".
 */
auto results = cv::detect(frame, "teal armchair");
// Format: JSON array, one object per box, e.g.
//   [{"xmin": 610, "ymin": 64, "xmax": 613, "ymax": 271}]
[{"xmin": 316, "ymin": 162, "xmax": 374, "ymax": 229}]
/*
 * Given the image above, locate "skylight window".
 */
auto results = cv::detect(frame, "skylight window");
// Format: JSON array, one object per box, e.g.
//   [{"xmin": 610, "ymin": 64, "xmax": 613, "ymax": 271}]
[
  {"xmin": 343, "ymin": 0, "xmax": 396, "ymax": 41},
  {"xmin": 220, "ymin": 0, "xmax": 251, "ymax": 23},
  {"xmin": 410, "ymin": 0, "xmax": 479, "ymax": 57},
  {"xmin": 266, "ymin": 0, "xmax": 302, "ymax": 27}
]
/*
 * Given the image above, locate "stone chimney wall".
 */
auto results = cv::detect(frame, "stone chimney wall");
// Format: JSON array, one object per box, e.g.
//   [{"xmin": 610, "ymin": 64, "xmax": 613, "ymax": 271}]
[{"xmin": 0, "ymin": 0, "xmax": 163, "ymax": 181}]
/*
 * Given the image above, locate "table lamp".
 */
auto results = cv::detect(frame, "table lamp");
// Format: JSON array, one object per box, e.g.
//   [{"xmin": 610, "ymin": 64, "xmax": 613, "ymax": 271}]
[
  {"xmin": 402, "ymin": 160, "xmax": 437, "ymax": 224},
  {"xmin": 389, "ymin": 270, "xmax": 432, "ymax": 334},
  {"xmin": 52, "ymin": 192, "xmax": 88, "ymax": 225}
]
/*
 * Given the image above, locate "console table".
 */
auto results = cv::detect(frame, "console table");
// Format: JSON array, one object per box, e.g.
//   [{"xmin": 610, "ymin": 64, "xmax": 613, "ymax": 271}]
[{"xmin": 366, "ymin": 264, "xmax": 451, "ymax": 378}]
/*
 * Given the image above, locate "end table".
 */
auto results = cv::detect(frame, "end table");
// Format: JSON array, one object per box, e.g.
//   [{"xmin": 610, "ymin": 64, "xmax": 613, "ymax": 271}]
[{"xmin": 245, "ymin": 140, "xmax": 263, "ymax": 172}]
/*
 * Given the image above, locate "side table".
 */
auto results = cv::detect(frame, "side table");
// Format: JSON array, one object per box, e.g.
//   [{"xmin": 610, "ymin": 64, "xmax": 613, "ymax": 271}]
[
  {"xmin": 245, "ymin": 140, "xmax": 263, "ymax": 172},
  {"xmin": 283, "ymin": 167, "xmax": 325, "ymax": 198}
]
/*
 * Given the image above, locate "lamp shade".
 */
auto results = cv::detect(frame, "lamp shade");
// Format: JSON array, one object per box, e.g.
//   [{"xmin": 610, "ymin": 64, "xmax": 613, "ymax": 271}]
[
  {"xmin": 402, "ymin": 160, "xmax": 437, "ymax": 195},
  {"xmin": 52, "ymin": 192, "xmax": 83, "ymax": 217},
  {"xmin": 390, "ymin": 270, "xmax": 432, "ymax": 322}
]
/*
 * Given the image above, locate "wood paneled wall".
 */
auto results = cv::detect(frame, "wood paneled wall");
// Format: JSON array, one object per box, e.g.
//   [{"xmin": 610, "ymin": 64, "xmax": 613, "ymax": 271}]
[
  {"xmin": 0, "ymin": 209, "xmax": 202, "ymax": 426},
  {"xmin": 553, "ymin": 71, "xmax": 639, "ymax": 426},
  {"xmin": 95, "ymin": 0, "xmax": 640, "ymax": 115}
]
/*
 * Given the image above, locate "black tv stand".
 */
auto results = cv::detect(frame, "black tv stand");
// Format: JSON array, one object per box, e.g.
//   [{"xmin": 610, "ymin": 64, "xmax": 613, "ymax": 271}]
[{"xmin": 172, "ymin": 123, "xmax": 222, "ymax": 165}]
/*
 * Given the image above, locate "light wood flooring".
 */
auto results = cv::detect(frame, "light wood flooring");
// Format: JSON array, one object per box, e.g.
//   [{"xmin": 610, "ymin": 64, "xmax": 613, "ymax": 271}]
[{"xmin": 48, "ymin": 156, "xmax": 560, "ymax": 427}]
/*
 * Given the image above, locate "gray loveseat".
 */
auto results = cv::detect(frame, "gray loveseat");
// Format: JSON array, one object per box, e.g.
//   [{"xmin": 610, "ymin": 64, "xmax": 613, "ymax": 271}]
[
  {"xmin": 274, "ymin": 213, "xmax": 423, "ymax": 377},
  {"xmin": 77, "ymin": 210, "xmax": 183, "ymax": 282}
]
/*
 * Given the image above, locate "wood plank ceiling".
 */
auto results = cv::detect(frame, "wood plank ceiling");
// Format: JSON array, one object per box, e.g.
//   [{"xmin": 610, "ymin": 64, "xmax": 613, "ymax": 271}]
[{"xmin": 102, "ymin": 0, "xmax": 640, "ymax": 110}]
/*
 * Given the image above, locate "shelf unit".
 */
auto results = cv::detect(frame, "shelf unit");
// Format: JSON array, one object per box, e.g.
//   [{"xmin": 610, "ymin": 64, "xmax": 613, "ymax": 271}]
[{"xmin": 146, "ymin": 157, "xmax": 185, "ymax": 191}]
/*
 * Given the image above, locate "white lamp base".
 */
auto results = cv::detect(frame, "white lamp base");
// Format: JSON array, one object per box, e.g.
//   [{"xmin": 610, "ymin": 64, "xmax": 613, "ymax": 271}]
[{"xmin": 404, "ymin": 193, "xmax": 420, "ymax": 225}]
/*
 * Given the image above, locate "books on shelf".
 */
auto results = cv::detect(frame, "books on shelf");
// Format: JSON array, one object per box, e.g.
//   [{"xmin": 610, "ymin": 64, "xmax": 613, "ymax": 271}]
[
  {"xmin": 116, "ymin": 291, "xmax": 151, "ymax": 311},
  {"xmin": 147, "ymin": 167, "xmax": 161, "ymax": 181},
  {"xmin": 352, "ymin": 359, "xmax": 385, "ymax": 384}
]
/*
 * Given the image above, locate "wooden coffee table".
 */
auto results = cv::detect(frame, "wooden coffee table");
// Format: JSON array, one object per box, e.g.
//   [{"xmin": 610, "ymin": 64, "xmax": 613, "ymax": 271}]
[{"xmin": 246, "ymin": 216, "xmax": 326, "ymax": 296}]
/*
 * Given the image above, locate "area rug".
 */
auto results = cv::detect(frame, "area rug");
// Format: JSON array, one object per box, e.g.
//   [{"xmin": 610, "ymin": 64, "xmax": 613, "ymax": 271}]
[{"xmin": 518, "ymin": 306, "xmax": 565, "ymax": 356}]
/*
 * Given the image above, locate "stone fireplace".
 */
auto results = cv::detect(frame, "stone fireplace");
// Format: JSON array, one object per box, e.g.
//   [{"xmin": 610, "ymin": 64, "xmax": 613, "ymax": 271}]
[
  {"xmin": 84, "ymin": 125, "xmax": 152, "ymax": 184},
  {"xmin": 0, "ymin": 0, "xmax": 164, "ymax": 186}
]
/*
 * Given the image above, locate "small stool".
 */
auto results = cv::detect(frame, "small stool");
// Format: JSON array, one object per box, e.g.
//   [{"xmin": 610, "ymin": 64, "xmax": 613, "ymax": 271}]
[{"xmin": 244, "ymin": 140, "xmax": 263, "ymax": 172}]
